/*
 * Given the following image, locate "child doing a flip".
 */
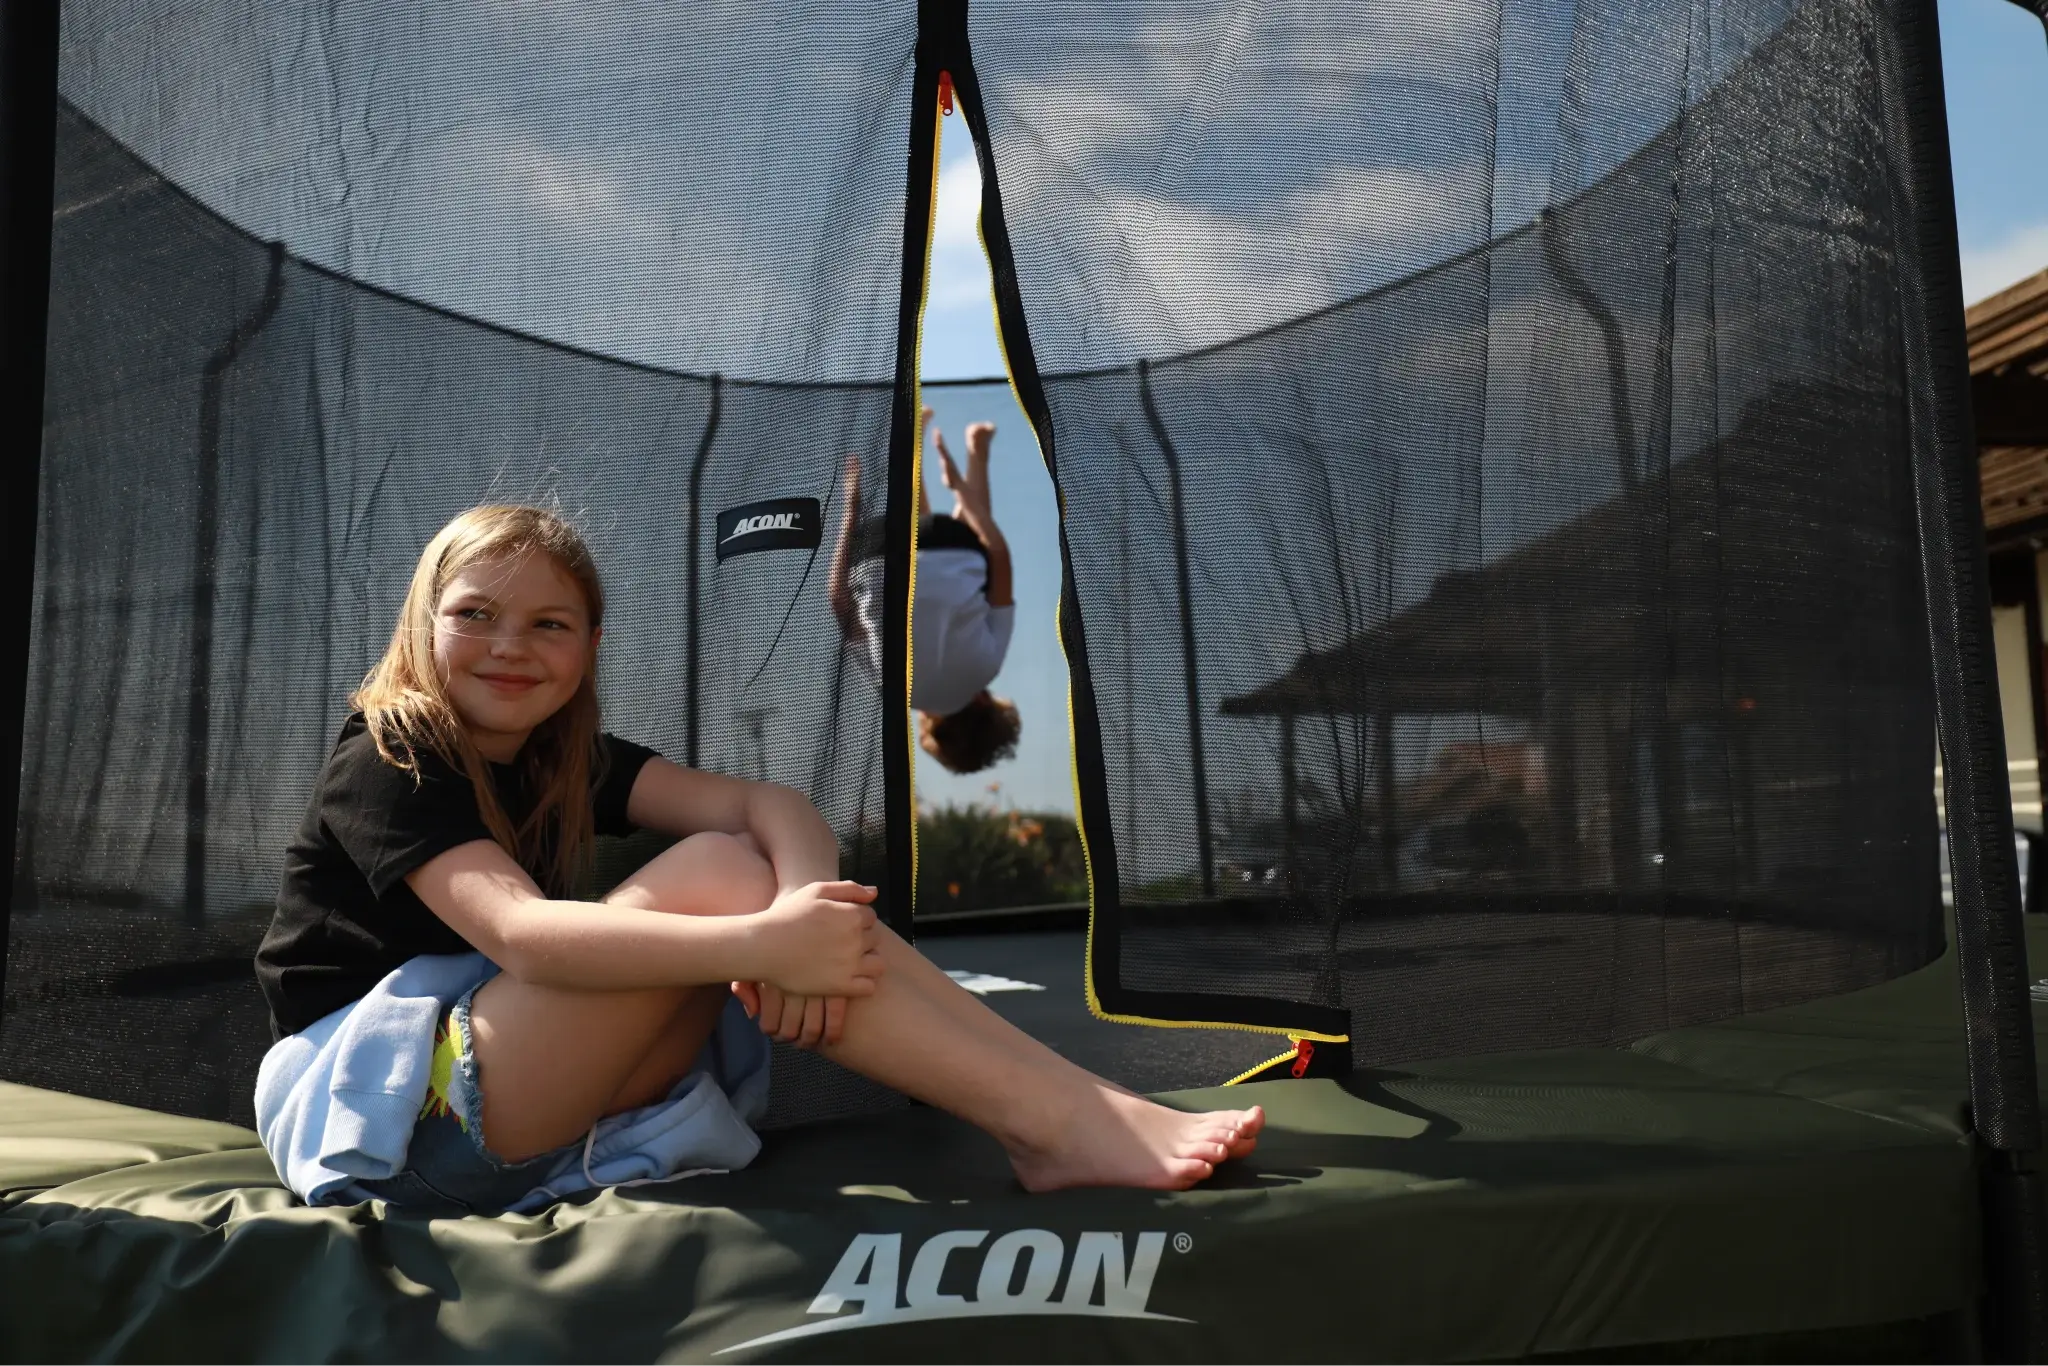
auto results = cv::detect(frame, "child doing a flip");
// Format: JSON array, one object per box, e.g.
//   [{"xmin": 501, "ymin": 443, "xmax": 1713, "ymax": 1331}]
[{"xmin": 828, "ymin": 409, "xmax": 1021, "ymax": 774}]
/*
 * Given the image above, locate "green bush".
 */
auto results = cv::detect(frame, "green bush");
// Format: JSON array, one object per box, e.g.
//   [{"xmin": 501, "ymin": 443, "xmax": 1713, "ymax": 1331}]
[{"xmin": 915, "ymin": 800, "xmax": 1087, "ymax": 913}]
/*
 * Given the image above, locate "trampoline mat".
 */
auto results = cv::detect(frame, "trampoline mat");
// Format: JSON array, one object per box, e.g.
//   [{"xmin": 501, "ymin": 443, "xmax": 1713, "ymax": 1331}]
[
  {"xmin": 921, "ymin": 930, "xmax": 1285, "ymax": 1091},
  {"xmin": 0, "ymin": 920, "xmax": 2011, "ymax": 1364}
]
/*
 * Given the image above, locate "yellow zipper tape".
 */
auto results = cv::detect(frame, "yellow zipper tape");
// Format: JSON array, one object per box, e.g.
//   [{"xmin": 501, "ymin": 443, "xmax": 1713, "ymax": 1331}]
[
  {"xmin": 905, "ymin": 86, "xmax": 945, "ymax": 916},
  {"xmin": 968, "ymin": 119, "xmax": 1345, "ymax": 1047},
  {"xmin": 1223, "ymin": 1038, "xmax": 1308, "ymax": 1087}
]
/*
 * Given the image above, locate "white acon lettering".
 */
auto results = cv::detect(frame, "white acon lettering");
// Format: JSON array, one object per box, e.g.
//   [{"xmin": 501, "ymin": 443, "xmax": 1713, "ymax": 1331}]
[
  {"xmin": 715, "ymin": 1229, "xmax": 1188, "ymax": 1353},
  {"xmin": 906, "ymin": 1229, "xmax": 985, "ymax": 1309},
  {"xmin": 806, "ymin": 1232, "xmax": 900, "ymax": 1317},
  {"xmin": 723, "ymin": 512, "xmax": 799, "ymax": 542}
]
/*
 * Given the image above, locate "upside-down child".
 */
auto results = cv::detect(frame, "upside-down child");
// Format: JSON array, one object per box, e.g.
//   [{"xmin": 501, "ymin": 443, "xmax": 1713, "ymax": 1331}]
[
  {"xmin": 253, "ymin": 504, "xmax": 1261, "ymax": 1214},
  {"xmin": 827, "ymin": 409, "xmax": 1021, "ymax": 775}
]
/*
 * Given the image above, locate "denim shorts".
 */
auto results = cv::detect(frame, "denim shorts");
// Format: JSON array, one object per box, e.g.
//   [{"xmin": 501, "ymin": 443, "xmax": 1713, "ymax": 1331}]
[{"xmin": 354, "ymin": 982, "xmax": 578, "ymax": 1216}]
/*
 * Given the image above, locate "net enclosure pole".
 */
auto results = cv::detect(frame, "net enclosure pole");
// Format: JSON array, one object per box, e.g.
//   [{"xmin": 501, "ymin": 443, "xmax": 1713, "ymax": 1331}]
[
  {"xmin": 185, "ymin": 242, "xmax": 285, "ymax": 927},
  {"xmin": 1899, "ymin": 0, "xmax": 2048, "ymax": 1357},
  {"xmin": 684, "ymin": 374, "xmax": 724, "ymax": 770},
  {"xmin": 0, "ymin": 0, "xmax": 62, "ymax": 1036},
  {"xmin": 1137, "ymin": 359, "xmax": 1218, "ymax": 900}
]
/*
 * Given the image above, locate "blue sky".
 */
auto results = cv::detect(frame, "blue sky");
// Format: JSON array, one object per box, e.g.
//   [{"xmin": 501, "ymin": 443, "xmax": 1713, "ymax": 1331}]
[
  {"xmin": 1944, "ymin": 0, "xmax": 2048, "ymax": 302},
  {"xmin": 911, "ymin": 0, "xmax": 2048, "ymax": 817}
]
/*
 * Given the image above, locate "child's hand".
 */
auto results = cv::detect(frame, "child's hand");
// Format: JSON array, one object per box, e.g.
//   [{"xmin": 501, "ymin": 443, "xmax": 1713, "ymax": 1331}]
[
  {"xmin": 733, "ymin": 982, "xmax": 848, "ymax": 1049},
  {"xmin": 753, "ymin": 881, "xmax": 884, "ymax": 999}
]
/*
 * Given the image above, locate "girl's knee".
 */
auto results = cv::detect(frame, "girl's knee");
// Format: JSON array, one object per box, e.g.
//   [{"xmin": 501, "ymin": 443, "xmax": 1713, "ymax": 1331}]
[
  {"xmin": 681, "ymin": 830, "xmax": 770, "ymax": 879},
  {"xmin": 693, "ymin": 832, "xmax": 777, "ymax": 912},
  {"xmin": 606, "ymin": 830, "xmax": 775, "ymax": 916}
]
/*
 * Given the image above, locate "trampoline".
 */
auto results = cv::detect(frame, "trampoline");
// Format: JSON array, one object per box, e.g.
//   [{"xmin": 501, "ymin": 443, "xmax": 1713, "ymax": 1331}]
[
  {"xmin": 5, "ymin": 0, "xmax": 2047, "ymax": 1359},
  {"xmin": 0, "ymin": 915, "xmax": 2012, "ymax": 1360}
]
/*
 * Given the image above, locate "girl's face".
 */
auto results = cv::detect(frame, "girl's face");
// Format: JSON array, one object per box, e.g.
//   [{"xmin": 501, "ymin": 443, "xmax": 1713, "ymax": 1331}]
[{"xmin": 433, "ymin": 551, "xmax": 598, "ymax": 762}]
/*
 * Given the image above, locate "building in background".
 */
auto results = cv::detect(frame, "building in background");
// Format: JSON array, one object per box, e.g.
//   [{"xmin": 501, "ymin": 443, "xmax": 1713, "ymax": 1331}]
[{"xmin": 1974, "ymin": 267, "xmax": 2048, "ymax": 836}]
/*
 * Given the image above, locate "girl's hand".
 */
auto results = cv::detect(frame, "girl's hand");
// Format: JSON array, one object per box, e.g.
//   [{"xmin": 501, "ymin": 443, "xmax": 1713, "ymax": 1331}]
[
  {"xmin": 737, "ymin": 881, "xmax": 880, "ymax": 1046},
  {"xmin": 733, "ymin": 982, "xmax": 848, "ymax": 1049},
  {"xmin": 752, "ymin": 881, "xmax": 884, "ymax": 998}
]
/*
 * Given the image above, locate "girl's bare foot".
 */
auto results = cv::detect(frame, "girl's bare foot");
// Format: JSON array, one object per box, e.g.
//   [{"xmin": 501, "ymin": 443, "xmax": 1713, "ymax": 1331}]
[{"xmin": 1005, "ymin": 1088, "xmax": 1265, "ymax": 1193}]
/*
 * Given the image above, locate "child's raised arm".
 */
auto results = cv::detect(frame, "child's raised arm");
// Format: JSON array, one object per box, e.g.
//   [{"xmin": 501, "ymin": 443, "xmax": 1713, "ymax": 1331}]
[{"xmin": 826, "ymin": 451, "xmax": 865, "ymax": 643}]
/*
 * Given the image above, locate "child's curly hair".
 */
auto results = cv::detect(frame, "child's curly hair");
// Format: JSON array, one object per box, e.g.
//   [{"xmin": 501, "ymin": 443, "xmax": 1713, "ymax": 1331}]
[{"xmin": 920, "ymin": 693, "xmax": 1021, "ymax": 775}]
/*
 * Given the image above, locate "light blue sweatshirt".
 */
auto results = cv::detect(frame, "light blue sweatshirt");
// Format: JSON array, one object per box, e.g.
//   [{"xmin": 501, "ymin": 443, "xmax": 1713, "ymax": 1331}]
[{"xmin": 254, "ymin": 952, "xmax": 769, "ymax": 1212}]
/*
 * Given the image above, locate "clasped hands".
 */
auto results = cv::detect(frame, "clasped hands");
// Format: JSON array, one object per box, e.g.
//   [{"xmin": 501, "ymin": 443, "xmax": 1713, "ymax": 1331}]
[{"xmin": 730, "ymin": 880, "xmax": 884, "ymax": 1048}]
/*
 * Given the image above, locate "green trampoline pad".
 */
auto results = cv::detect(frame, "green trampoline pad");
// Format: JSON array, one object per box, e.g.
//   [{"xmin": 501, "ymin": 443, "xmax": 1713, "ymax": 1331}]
[
  {"xmin": 0, "ymin": 1081, "xmax": 261, "ymax": 1207},
  {"xmin": 1, "ymin": 924, "xmax": 2019, "ymax": 1363}
]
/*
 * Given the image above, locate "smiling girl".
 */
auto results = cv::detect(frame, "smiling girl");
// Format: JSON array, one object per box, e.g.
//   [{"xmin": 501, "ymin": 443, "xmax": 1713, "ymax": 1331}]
[{"xmin": 252, "ymin": 505, "xmax": 1261, "ymax": 1214}]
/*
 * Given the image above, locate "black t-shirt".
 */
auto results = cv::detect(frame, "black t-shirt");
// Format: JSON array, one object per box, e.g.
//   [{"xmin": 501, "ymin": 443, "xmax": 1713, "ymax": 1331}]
[{"xmin": 255, "ymin": 714, "xmax": 659, "ymax": 1039}]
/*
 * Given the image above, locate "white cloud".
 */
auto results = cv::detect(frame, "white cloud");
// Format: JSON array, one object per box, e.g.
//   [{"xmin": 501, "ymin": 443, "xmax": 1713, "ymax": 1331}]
[
  {"xmin": 918, "ymin": 142, "xmax": 1009, "ymax": 377},
  {"xmin": 927, "ymin": 151, "xmax": 990, "ymax": 310},
  {"xmin": 913, "ymin": 128, "xmax": 1491, "ymax": 374},
  {"xmin": 1962, "ymin": 222, "xmax": 2048, "ymax": 305},
  {"xmin": 447, "ymin": 131, "xmax": 667, "ymax": 246},
  {"xmin": 997, "ymin": 161, "xmax": 1484, "ymax": 367}
]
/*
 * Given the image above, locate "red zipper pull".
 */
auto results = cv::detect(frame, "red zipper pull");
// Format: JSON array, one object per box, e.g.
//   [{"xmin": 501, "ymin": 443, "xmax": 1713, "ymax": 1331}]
[
  {"xmin": 938, "ymin": 71, "xmax": 955, "ymax": 116},
  {"xmin": 1290, "ymin": 1038, "xmax": 1315, "ymax": 1078}
]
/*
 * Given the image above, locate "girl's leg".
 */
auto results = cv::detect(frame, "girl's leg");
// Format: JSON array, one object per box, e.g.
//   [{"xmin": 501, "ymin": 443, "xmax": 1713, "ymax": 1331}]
[
  {"xmin": 821, "ymin": 926, "xmax": 1264, "ymax": 1191},
  {"xmin": 595, "ymin": 834, "xmax": 771, "ymax": 1113},
  {"xmin": 812, "ymin": 928, "xmax": 1150, "ymax": 1102},
  {"xmin": 623, "ymin": 838, "xmax": 1262, "ymax": 1189},
  {"xmin": 475, "ymin": 834, "xmax": 1264, "ymax": 1189},
  {"xmin": 463, "ymin": 832, "xmax": 775, "ymax": 1161}
]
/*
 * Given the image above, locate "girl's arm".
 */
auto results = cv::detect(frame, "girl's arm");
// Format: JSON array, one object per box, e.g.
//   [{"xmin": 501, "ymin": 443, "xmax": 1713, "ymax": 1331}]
[
  {"xmin": 625, "ymin": 756, "xmax": 839, "ymax": 891},
  {"xmin": 625, "ymin": 757, "xmax": 862, "ymax": 1047},
  {"xmin": 403, "ymin": 838, "xmax": 880, "ymax": 995}
]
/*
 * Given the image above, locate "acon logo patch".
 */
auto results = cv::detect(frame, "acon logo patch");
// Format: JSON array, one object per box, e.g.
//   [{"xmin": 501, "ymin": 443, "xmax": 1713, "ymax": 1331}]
[
  {"xmin": 715, "ymin": 498, "xmax": 821, "ymax": 561},
  {"xmin": 729, "ymin": 512, "xmax": 799, "ymax": 536},
  {"xmin": 715, "ymin": 1228, "xmax": 1191, "ymax": 1353}
]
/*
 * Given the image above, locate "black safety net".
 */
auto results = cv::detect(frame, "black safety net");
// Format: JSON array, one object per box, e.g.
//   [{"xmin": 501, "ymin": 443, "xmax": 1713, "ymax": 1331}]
[
  {"xmin": 958, "ymin": 0, "xmax": 1948, "ymax": 1057},
  {"xmin": 3, "ymin": 0, "xmax": 1965, "ymax": 1122},
  {"xmin": 8, "ymin": 20, "xmax": 921, "ymax": 1120}
]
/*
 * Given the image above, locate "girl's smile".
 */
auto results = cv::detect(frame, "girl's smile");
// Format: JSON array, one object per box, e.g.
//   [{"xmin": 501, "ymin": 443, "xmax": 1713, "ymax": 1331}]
[{"xmin": 477, "ymin": 673, "xmax": 542, "ymax": 693}]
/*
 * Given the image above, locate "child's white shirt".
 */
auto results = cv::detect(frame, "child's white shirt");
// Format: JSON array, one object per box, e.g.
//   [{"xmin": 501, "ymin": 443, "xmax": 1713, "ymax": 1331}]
[{"xmin": 850, "ymin": 547, "xmax": 1014, "ymax": 715}]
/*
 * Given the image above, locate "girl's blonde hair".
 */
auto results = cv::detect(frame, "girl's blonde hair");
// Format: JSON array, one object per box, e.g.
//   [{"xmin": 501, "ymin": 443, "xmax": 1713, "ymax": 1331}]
[{"xmin": 354, "ymin": 505, "xmax": 607, "ymax": 895}]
